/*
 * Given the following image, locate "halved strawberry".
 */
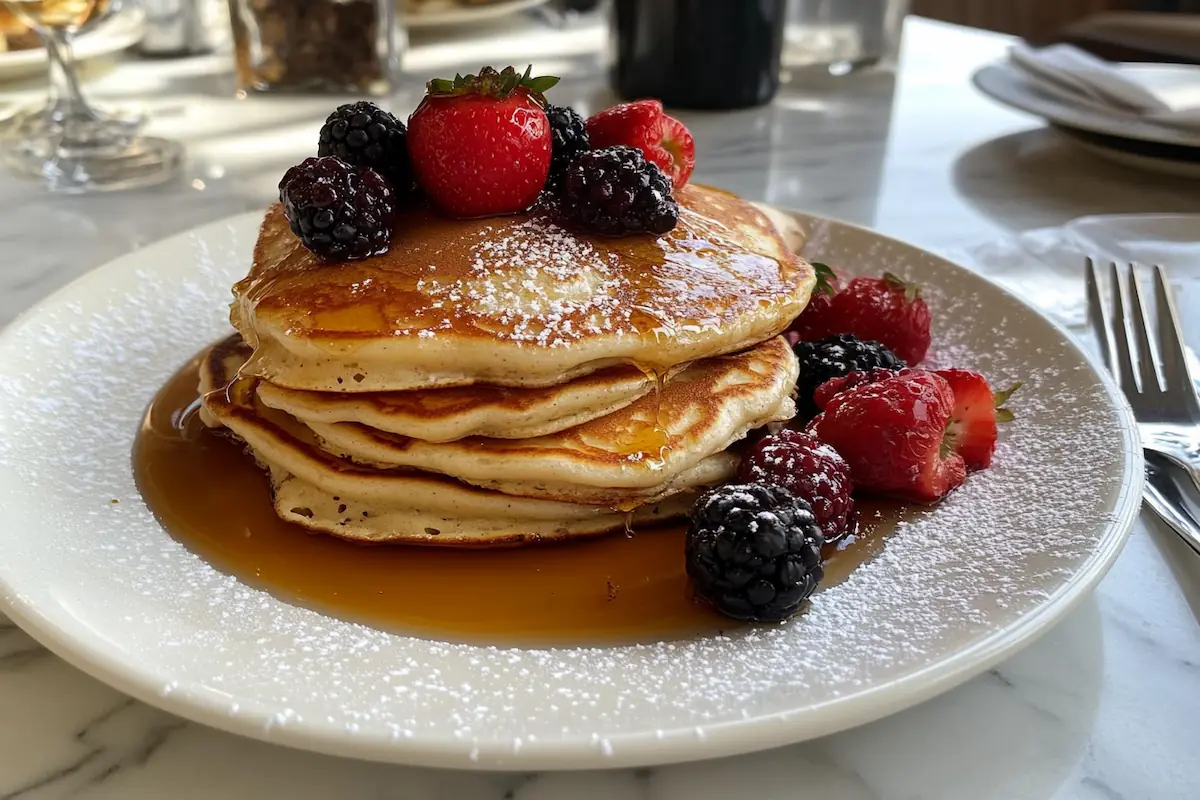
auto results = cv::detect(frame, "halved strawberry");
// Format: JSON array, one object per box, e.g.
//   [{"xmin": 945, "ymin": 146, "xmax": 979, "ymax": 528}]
[
  {"xmin": 585, "ymin": 100, "xmax": 695, "ymax": 188},
  {"xmin": 809, "ymin": 368, "xmax": 1018, "ymax": 502},
  {"xmin": 937, "ymin": 370, "xmax": 1020, "ymax": 470},
  {"xmin": 808, "ymin": 370, "xmax": 966, "ymax": 503},
  {"xmin": 812, "ymin": 367, "xmax": 905, "ymax": 411}
]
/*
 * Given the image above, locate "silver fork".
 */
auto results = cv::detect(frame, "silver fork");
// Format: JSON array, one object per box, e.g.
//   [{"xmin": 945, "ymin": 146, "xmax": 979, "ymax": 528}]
[{"xmin": 1087, "ymin": 260, "xmax": 1200, "ymax": 555}]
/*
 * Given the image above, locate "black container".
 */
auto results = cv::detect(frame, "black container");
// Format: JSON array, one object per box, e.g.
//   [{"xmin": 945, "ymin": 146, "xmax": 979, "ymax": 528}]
[{"xmin": 610, "ymin": 0, "xmax": 787, "ymax": 110}]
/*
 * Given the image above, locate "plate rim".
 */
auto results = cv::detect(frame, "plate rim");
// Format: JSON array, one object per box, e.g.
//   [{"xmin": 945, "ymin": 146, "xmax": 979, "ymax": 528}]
[
  {"xmin": 971, "ymin": 61, "xmax": 1200, "ymax": 149},
  {"xmin": 0, "ymin": 207, "xmax": 1144, "ymax": 770}
]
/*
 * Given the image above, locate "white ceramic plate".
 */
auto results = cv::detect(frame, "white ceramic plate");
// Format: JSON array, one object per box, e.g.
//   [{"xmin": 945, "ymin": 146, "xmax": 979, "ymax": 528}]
[
  {"xmin": 972, "ymin": 61, "xmax": 1200, "ymax": 148},
  {"xmin": 0, "ymin": 208, "xmax": 1142, "ymax": 770},
  {"xmin": 1058, "ymin": 128, "xmax": 1200, "ymax": 180},
  {"xmin": 0, "ymin": 9, "xmax": 144, "ymax": 82},
  {"xmin": 404, "ymin": 0, "xmax": 549, "ymax": 29}
]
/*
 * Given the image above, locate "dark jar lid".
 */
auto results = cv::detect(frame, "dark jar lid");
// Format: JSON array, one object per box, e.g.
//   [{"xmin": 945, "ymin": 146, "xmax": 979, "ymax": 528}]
[{"xmin": 610, "ymin": 0, "xmax": 787, "ymax": 110}]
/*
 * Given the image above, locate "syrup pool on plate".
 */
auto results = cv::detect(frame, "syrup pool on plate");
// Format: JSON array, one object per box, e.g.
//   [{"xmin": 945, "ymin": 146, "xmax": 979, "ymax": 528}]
[{"xmin": 133, "ymin": 348, "xmax": 905, "ymax": 647}]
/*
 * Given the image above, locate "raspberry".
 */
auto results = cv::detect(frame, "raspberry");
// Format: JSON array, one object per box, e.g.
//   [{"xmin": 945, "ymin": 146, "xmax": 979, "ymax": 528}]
[
  {"xmin": 792, "ymin": 334, "xmax": 902, "ymax": 419},
  {"xmin": 545, "ymin": 103, "xmax": 590, "ymax": 192},
  {"xmin": 585, "ymin": 99, "xmax": 695, "ymax": 188},
  {"xmin": 558, "ymin": 146, "xmax": 678, "ymax": 236},
  {"xmin": 278, "ymin": 156, "xmax": 395, "ymax": 261},
  {"xmin": 317, "ymin": 101, "xmax": 416, "ymax": 197},
  {"xmin": 738, "ymin": 430, "xmax": 854, "ymax": 542},
  {"xmin": 685, "ymin": 483, "xmax": 824, "ymax": 622}
]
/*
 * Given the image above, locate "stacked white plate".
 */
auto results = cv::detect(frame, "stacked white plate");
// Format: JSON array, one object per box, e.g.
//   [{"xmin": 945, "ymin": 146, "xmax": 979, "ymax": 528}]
[{"xmin": 973, "ymin": 44, "xmax": 1200, "ymax": 178}]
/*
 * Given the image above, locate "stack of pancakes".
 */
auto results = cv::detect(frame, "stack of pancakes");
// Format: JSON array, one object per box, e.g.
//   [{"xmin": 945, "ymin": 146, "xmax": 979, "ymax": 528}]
[{"xmin": 201, "ymin": 184, "xmax": 815, "ymax": 546}]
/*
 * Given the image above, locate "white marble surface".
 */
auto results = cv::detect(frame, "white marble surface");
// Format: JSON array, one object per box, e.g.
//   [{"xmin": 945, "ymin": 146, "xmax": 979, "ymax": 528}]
[{"xmin": 1, "ymin": 15, "xmax": 1199, "ymax": 800}]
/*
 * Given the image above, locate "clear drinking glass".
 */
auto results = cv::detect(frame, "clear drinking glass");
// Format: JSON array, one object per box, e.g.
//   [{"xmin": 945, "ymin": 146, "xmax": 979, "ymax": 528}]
[
  {"xmin": 1, "ymin": 0, "xmax": 183, "ymax": 192},
  {"xmin": 782, "ymin": 0, "xmax": 908, "ymax": 74}
]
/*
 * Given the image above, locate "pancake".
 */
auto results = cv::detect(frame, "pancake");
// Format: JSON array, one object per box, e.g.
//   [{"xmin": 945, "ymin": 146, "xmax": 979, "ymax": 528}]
[
  {"xmin": 231, "ymin": 183, "xmax": 815, "ymax": 393},
  {"xmin": 753, "ymin": 201, "xmax": 806, "ymax": 255},
  {"xmin": 206, "ymin": 331, "xmax": 665, "ymax": 442},
  {"xmin": 462, "ymin": 452, "xmax": 736, "ymax": 507},
  {"xmin": 273, "ymin": 473, "xmax": 694, "ymax": 546},
  {"xmin": 302, "ymin": 337, "xmax": 797, "ymax": 491},
  {"xmin": 201, "ymin": 385, "xmax": 694, "ymax": 546},
  {"xmin": 257, "ymin": 362, "xmax": 664, "ymax": 442},
  {"xmin": 197, "ymin": 333, "xmax": 250, "ymax": 429},
  {"xmin": 200, "ymin": 335, "xmax": 751, "ymax": 506}
]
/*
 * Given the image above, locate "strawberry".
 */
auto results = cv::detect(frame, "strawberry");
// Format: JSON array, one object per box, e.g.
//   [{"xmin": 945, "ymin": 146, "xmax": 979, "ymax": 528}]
[
  {"xmin": 937, "ymin": 370, "xmax": 1021, "ymax": 471},
  {"xmin": 810, "ymin": 368, "xmax": 1019, "ymax": 502},
  {"xmin": 785, "ymin": 262, "xmax": 840, "ymax": 344},
  {"xmin": 585, "ymin": 99, "xmax": 695, "ymax": 189},
  {"xmin": 812, "ymin": 367, "xmax": 905, "ymax": 412},
  {"xmin": 808, "ymin": 370, "xmax": 966, "ymax": 502},
  {"xmin": 407, "ymin": 65, "xmax": 558, "ymax": 218},
  {"xmin": 792, "ymin": 272, "xmax": 932, "ymax": 366}
]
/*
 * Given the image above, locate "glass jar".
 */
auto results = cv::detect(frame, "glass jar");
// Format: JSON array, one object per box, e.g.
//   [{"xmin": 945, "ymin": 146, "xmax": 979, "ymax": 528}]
[
  {"xmin": 782, "ymin": 0, "xmax": 909, "ymax": 74},
  {"xmin": 228, "ymin": 0, "xmax": 399, "ymax": 94}
]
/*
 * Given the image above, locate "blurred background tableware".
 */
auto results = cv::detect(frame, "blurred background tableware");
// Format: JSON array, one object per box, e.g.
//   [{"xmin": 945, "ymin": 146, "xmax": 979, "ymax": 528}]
[
  {"xmin": 0, "ymin": 2, "xmax": 141, "ymax": 80},
  {"xmin": 609, "ymin": 0, "xmax": 787, "ymax": 109},
  {"xmin": 972, "ymin": 55, "xmax": 1200, "ymax": 177},
  {"xmin": 403, "ymin": 0, "xmax": 550, "ymax": 29},
  {"xmin": 782, "ymin": 0, "xmax": 908, "ymax": 74},
  {"xmin": 1059, "ymin": 126, "xmax": 1200, "ymax": 178},
  {"xmin": 950, "ymin": 213, "xmax": 1200, "ymax": 341},
  {"xmin": 0, "ymin": 0, "xmax": 183, "ymax": 192},
  {"xmin": 228, "ymin": 0, "xmax": 401, "ymax": 94},
  {"xmin": 137, "ymin": 0, "xmax": 220, "ymax": 56},
  {"xmin": 1005, "ymin": 43, "xmax": 1200, "ymax": 128},
  {"xmin": 0, "ymin": 1, "xmax": 41, "ymax": 49}
]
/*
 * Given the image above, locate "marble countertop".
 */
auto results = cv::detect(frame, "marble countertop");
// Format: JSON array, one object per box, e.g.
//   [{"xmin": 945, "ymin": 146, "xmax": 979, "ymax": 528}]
[{"xmin": 1, "ymin": 15, "xmax": 1199, "ymax": 800}]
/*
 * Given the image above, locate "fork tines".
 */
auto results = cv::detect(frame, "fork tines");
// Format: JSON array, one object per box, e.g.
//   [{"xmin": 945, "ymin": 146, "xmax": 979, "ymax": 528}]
[{"xmin": 1086, "ymin": 259, "xmax": 1200, "ymax": 419}]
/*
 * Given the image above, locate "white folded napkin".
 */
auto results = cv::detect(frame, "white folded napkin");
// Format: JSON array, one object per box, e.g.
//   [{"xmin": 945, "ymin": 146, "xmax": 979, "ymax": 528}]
[
  {"xmin": 943, "ymin": 212, "xmax": 1200, "ymax": 387},
  {"xmin": 943, "ymin": 213, "xmax": 1200, "ymax": 331},
  {"xmin": 1008, "ymin": 43, "xmax": 1200, "ymax": 129}
]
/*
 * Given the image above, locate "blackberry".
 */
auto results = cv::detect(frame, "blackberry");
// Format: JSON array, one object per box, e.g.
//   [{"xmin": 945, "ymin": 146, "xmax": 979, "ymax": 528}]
[
  {"xmin": 739, "ymin": 430, "xmax": 854, "ymax": 543},
  {"xmin": 545, "ymin": 103, "xmax": 590, "ymax": 192},
  {"xmin": 558, "ymin": 146, "xmax": 678, "ymax": 236},
  {"xmin": 685, "ymin": 483, "xmax": 824, "ymax": 622},
  {"xmin": 278, "ymin": 156, "xmax": 395, "ymax": 261},
  {"xmin": 317, "ymin": 101, "xmax": 417, "ymax": 197},
  {"xmin": 793, "ymin": 333, "xmax": 902, "ymax": 419}
]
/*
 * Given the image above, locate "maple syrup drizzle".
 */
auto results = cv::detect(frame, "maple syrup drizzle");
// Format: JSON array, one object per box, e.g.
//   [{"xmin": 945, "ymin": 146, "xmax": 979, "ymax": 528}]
[
  {"xmin": 622, "ymin": 362, "xmax": 671, "ymax": 457},
  {"xmin": 133, "ymin": 352, "xmax": 903, "ymax": 646}
]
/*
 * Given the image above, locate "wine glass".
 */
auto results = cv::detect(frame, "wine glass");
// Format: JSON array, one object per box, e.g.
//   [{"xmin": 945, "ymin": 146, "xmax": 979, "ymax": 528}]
[{"xmin": 1, "ymin": 0, "xmax": 183, "ymax": 192}]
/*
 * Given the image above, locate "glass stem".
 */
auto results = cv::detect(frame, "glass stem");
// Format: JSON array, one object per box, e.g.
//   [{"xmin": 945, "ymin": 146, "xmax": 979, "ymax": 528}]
[{"xmin": 42, "ymin": 27, "xmax": 100, "ymax": 127}]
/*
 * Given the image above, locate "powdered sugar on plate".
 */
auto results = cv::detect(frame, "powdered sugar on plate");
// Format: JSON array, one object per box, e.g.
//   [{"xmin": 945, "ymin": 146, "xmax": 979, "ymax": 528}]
[{"xmin": 0, "ymin": 210, "xmax": 1141, "ymax": 770}]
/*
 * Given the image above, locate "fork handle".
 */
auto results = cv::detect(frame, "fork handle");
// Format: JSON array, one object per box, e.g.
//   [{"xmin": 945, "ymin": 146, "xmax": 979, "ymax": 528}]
[
  {"xmin": 1159, "ymin": 450, "xmax": 1200, "ymax": 500},
  {"xmin": 1144, "ymin": 453, "xmax": 1200, "ymax": 557}
]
